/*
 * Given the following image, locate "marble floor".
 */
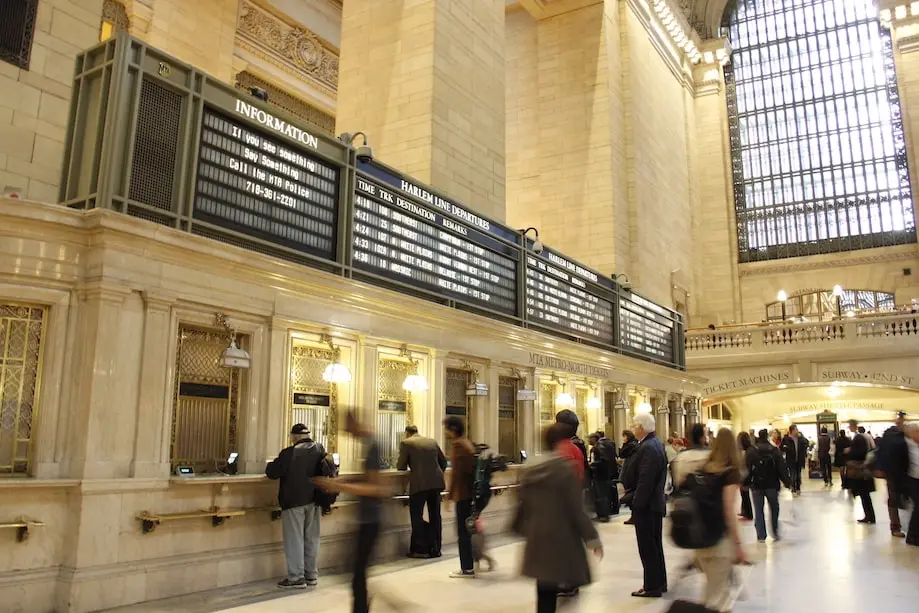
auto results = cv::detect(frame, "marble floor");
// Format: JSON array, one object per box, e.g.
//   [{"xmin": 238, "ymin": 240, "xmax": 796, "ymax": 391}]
[{"xmin": 104, "ymin": 482, "xmax": 919, "ymax": 613}]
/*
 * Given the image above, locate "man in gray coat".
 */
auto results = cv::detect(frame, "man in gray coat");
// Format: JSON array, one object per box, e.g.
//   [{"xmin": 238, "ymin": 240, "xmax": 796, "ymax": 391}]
[{"xmin": 397, "ymin": 425, "xmax": 447, "ymax": 558}]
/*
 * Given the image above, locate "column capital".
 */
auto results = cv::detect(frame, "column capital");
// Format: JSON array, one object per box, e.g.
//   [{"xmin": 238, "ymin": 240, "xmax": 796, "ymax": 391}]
[
  {"xmin": 141, "ymin": 290, "xmax": 177, "ymax": 311},
  {"xmin": 76, "ymin": 283, "xmax": 132, "ymax": 305}
]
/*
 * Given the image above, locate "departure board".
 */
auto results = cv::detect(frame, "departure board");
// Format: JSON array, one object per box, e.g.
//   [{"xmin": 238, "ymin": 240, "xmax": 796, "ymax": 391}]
[
  {"xmin": 619, "ymin": 294, "xmax": 676, "ymax": 362},
  {"xmin": 525, "ymin": 254, "xmax": 614, "ymax": 343},
  {"xmin": 193, "ymin": 108, "xmax": 340, "ymax": 259},
  {"xmin": 353, "ymin": 176, "xmax": 518, "ymax": 315}
]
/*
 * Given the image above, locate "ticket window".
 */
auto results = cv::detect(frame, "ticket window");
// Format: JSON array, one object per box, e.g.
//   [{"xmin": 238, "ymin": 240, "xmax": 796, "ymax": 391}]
[
  {"xmin": 445, "ymin": 367, "xmax": 471, "ymax": 422},
  {"xmin": 498, "ymin": 376, "xmax": 519, "ymax": 458},
  {"xmin": 289, "ymin": 344, "xmax": 337, "ymax": 452},
  {"xmin": 539, "ymin": 383, "xmax": 556, "ymax": 430},
  {"xmin": 378, "ymin": 358, "xmax": 412, "ymax": 468}
]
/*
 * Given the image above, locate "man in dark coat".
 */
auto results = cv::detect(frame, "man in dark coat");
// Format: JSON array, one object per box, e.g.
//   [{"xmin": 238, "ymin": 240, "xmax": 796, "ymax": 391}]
[
  {"xmin": 817, "ymin": 427, "xmax": 833, "ymax": 487},
  {"xmin": 846, "ymin": 419, "xmax": 877, "ymax": 524},
  {"xmin": 877, "ymin": 412, "xmax": 910, "ymax": 537},
  {"xmin": 397, "ymin": 425, "xmax": 448, "ymax": 557},
  {"xmin": 781, "ymin": 425, "xmax": 809, "ymax": 495},
  {"xmin": 621, "ymin": 412, "xmax": 668, "ymax": 598},
  {"xmin": 588, "ymin": 433, "xmax": 613, "ymax": 522}
]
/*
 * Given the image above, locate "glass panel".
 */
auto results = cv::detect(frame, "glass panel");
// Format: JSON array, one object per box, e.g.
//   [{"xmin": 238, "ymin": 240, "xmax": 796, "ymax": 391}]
[{"xmin": 725, "ymin": 0, "xmax": 916, "ymax": 262}]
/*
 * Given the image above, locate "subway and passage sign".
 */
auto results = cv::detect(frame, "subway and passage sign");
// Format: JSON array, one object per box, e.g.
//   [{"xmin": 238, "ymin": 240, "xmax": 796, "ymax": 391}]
[{"xmin": 193, "ymin": 108, "xmax": 339, "ymax": 259}]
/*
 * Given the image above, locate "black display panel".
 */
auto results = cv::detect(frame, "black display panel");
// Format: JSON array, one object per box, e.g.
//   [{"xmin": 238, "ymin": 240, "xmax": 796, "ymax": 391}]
[
  {"xmin": 353, "ymin": 176, "xmax": 518, "ymax": 315},
  {"xmin": 525, "ymin": 255, "xmax": 614, "ymax": 343},
  {"xmin": 619, "ymin": 294, "xmax": 676, "ymax": 362},
  {"xmin": 193, "ymin": 108, "xmax": 340, "ymax": 259}
]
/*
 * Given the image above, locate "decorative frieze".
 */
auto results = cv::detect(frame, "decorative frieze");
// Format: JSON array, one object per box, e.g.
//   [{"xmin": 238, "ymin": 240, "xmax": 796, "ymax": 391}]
[{"xmin": 234, "ymin": 71, "xmax": 335, "ymax": 135}]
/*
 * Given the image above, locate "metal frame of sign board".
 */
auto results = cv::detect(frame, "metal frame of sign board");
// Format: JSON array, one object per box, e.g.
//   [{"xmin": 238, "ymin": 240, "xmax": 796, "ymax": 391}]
[{"xmin": 58, "ymin": 33, "xmax": 686, "ymax": 372}]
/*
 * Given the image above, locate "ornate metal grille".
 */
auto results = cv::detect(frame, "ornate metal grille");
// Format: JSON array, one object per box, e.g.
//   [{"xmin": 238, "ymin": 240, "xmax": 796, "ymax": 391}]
[
  {"xmin": 0, "ymin": 0, "xmax": 39, "ymax": 69},
  {"xmin": 171, "ymin": 326, "xmax": 242, "ymax": 472},
  {"xmin": 129, "ymin": 78, "xmax": 183, "ymax": 212},
  {"xmin": 290, "ymin": 344, "xmax": 337, "ymax": 452},
  {"xmin": 498, "ymin": 376, "xmax": 518, "ymax": 457},
  {"xmin": 724, "ymin": 0, "xmax": 916, "ymax": 262},
  {"xmin": 0, "ymin": 304, "xmax": 45, "ymax": 475},
  {"xmin": 539, "ymin": 383, "xmax": 555, "ymax": 423},
  {"xmin": 445, "ymin": 368, "xmax": 470, "ymax": 417},
  {"xmin": 377, "ymin": 358, "xmax": 411, "ymax": 467},
  {"xmin": 765, "ymin": 287, "xmax": 895, "ymax": 320}
]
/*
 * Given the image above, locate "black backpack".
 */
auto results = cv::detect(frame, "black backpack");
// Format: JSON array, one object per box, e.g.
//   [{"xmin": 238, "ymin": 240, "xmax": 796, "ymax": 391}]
[
  {"xmin": 313, "ymin": 453, "xmax": 339, "ymax": 513},
  {"xmin": 470, "ymin": 444, "xmax": 508, "ymax": 515},
  {"xmin": 748, "ymin": 448, "xmax": 778, "ymax": 490},
  {"xmin": 670, "ymin": 471, "xmax": 726, "ymax": 550}
]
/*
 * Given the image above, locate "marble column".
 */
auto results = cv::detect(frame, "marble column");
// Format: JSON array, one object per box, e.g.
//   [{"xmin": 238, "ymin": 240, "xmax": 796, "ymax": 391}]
[
  {"xmin": 654, "ymin": 391, "xmax": 670, "ymax": 438},
  {"xmin": 518, "ymin": 369, "xmax": 537, "ymax": 459},
  {"xmin": 337, "ymin": 0, "xmax": 507, "ymax": 221},
  {"xmin": 669, "ymin": 395, "xmax": 686, "ymax": 439},
  {"xmin": 130, "ymin": 291, "xmax": 176, "ymax": 478},
  {"xmin": 430, "ymin": 350, "xmax": 447, "ymax": 446},
  {"xmin": 685, "ymin": 397, "xmax": 701, "ymax": 429},
  {"xmin": 612, "ymin": 386, "xmax": 630, "ymax": 441}
]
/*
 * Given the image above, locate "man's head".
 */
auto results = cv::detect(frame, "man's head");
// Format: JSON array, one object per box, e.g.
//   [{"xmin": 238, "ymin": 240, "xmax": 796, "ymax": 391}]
[
  {"xmin": 858, "ymin": 426, "xmax": 866, "ymax": 434},
  {"xmin": 848, "ymin": 419, "xmax": 859, "ymax": 433},
  {"xmin": 789, "ymin": 424, "xmax": 799, "ymax": 436},
  {"xmin": 757, "ymin": 428, "xmax": 770, "ymax": 443},
  {"xmin": 290, "ymin": 423, "xmax": 311, "ymax": 443},
  {"xmin": 555, "ymin": 409, "xmax": 579, "ymax": 438},
  {"xmin": 689, "ymin": 423, "xmax": 706, "ymax": 447},
  {"xmin": 443, "ymin": 415, "xmax": 465, "ymax": 441},
  {"xmin": 821, "ymin": 426, "xmax": 828, "ymax": 435},
  {"xmin": 896, "ymin": 411, "xmax": 907, "ymax": 428},
  {"xmin": 622, "ymin": 429, "xmax": 636, "ymax": 444},
  {"xmin": 588, "ymin": 433, "xmax": 600, "ymax": 446},
  {"xmin": 632, "ymin": 412, "xmax": 656, "ymax": 440},
  {"xmin": 597, "ymin": 430, "xmax": 606, "ymax": 439},
  {"xmin": 544, "ymin": 423, "xmax": 570, "ymax": 452},
  {"xmin": 404, "ymin": 425, "xmax": 419, "ymax": 438}
]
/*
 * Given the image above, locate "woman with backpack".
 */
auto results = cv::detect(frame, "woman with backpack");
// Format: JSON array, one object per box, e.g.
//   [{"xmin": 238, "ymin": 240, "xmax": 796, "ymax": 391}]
[{"xmin": 688, "ymin": 429, "xmax": 748, "ymax": 612}]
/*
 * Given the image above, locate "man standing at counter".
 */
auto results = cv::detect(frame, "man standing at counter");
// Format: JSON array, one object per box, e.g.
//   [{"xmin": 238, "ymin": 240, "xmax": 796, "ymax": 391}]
[
  {"xmin": 398, "ymin": 425, "xmax": 448, "ymax": 558},
  {"xmin": 266, "ymin": 424, "xmax": 325, "ymax": 589}
]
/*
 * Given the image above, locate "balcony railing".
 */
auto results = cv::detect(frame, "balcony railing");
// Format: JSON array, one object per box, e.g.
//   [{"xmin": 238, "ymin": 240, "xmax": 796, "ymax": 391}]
[{"xmin": 686, "ymin": 312, "xmax": 919, "ymax": 355}]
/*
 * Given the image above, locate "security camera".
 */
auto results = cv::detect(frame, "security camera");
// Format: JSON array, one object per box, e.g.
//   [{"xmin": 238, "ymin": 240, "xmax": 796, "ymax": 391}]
[
  {"xmin": 249, "ymin": 87, "xmax": 269, "ymax": 102},
  {"xmin": 339, "ymin": 132, "xmax": 374, "ymax": 163},
  {"xmin": 620, "ymin": 279, "xmax": 632, "ymax": 291},
  {"xmin": 532, "ymin": 238, "xmax": 544, "ymax": 255},
  {"xmin": 355, "ymin": 143, "xmax": 374, "ymax": 163}
]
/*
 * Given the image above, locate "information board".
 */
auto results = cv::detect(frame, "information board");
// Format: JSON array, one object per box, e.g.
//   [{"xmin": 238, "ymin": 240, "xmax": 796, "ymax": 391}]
[
  {"xmin": 193, "ymin": 108, "xmax": 340, "ymax": 259},
  {"xmin": 619, "ymin": 294, "xmax": 676, "ymax": 362},
  {"xmin": 525, "ymin": 256, "xmax": 614, "ymax": 342},
  {"xmin": 353, "ymin": 176, "xmax": 518, "ymax": 315}
]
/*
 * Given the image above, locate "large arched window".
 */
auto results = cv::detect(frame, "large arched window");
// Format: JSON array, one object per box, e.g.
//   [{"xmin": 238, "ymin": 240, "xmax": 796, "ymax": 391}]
[{"xmin": 723, "ymin": 0, "xmax": 917, "ymax": 262}]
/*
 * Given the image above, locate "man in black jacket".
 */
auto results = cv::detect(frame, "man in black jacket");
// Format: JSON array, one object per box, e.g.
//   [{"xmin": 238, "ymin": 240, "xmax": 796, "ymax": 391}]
[
  {"xmin": 877, "ymin": 412, "xmax": 910, "ymax": 538},
  {"xmin": 781, "ymin": 425, "xmax": 808, "ymax": 495},
  {"xmin": 266, "ymin": 424, "xmax": 325, "ymax": 589},
  {"xmin": 588, "ymin": 433, "xmax": 613, "ymax": 522},
  {"xmin": 621, "ymin": 412, "xmax": 668, "ymax": 598},
  {"xmin": 598, "ymin": 431, "xmax": 620, "ymax": 515},
  {"xmin": 747, "ymin": 429, "xmax": 791, "ymax": 542},
  {"xmin": 817, "ymin": 427, "xmax": 833, "ymax": 487}
]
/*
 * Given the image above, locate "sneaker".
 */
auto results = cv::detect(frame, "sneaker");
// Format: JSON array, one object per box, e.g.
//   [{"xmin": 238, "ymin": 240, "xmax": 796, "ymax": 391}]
[
  {"xmin": 449, "ymin": 570, "xmax": 475, "ymax": 579},
  {"xmin": 306, "ymin": 577, "xmax": 318, "ymax": 587},
  {"xmin": 892, "ymin": 530, "xmax": 906, "ymax": 538},
  {"xmin": 277, "ymin": 578, "xmax": 308, "ymax": 589}
]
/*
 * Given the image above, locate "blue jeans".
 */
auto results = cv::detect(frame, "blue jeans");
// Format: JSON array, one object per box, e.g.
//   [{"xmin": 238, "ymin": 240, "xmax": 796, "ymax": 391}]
[{"xmin": 752, "ymin": 489, "xmax": 780, "ymax": 541}]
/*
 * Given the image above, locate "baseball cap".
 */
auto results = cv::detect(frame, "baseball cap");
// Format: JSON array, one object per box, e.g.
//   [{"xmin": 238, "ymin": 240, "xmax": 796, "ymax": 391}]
[
  {"xmin": 291, "ymin": 424, "xmax": 311, "ymax": 435},
  {"xmin": 555, "ymin": 409, "xmax": 579, "ymax": 428}
]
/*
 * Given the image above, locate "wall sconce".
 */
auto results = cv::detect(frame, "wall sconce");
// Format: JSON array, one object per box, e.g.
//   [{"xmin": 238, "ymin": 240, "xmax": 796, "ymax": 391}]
[
  {"xmin": 400, "ymin": 345, "xmax": 429, "ymax": 392},
  {"xmin": 551, "ymin": 373, "xmax": 574, "ymax": 408},
  {"xmin": 636, "ymin": 400, "xmax": 653, "ymax": 414},
  {"xmin": 216, "ymin": 313, "xmax": 250, "ymax": 369},
  {"xmin": 320, "ymin": 333, "xmax": 352, "ymax": 383},
  {"xmin": 586, "ymin": 383, "xmax": 602, "ymax": 410},
  {"xmin": 777, "ymin": 289, "xmax": 788, "ymax": 320}
]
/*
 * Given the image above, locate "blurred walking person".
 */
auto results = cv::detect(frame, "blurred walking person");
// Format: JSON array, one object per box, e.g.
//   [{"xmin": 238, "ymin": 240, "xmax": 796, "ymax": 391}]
[
  {"xmin": 845, "ymin": 419, "xmax": 877, "ymax": 524},
  {"xmin": 905, "ymin": 423, "xmax": 919, "ymax": 546},
  {"xmin": 513, "ymin": 424, "xmax": 603, "ymax": 613},
  {"xmin": 443, "ymin": 415, "xmax": 477, "ymax": 578},
  {"xmin": 781, "ymin": 425, "xmax": 808, "ymax": 496},
  {"xmin": 876, "ymin": 412, "xmax": 910, "ymax": 538},
  {"xmin": 587, "ymin": 433, "xmax": 613, "ymax": 522},
  {"xmin": 746, "ymin": 429, "xmax": 790, "ymax": 542}
]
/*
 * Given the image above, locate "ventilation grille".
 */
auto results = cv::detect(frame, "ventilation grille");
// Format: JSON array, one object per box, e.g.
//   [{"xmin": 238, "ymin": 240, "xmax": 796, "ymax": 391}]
[
  {"xmin": 0, "ymin": 0, "xmax": 38, "ymax": 69},
  {"xmin": 129, "ymin": 78, "xmax": 183, "ymax": 211}
]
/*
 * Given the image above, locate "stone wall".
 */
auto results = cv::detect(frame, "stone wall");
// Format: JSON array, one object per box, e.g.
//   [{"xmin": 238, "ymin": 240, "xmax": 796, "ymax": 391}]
[{"xmin": 0, "ymin": 0, "xmax": 103, "ymax": 202}]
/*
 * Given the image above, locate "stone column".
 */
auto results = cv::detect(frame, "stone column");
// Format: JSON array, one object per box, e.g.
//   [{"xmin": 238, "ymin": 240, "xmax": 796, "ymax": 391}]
[
  {"xmin": 669, "ymin": 395, "xmax": 686, "ymax": 438},
  {"xmin": 337, "ymin": 0, "xmax": 506, "ymax": 220},
  {"xmin": 130, "ymin": 291, "xmax": 176, "ymax": 478},
  {"xmin": 518, "ymin": 369, "xmax": 537, "ymax": 458},
  {"xmin": 612, "ymin": 386, "xmax": 630, "ymax": 440},
  {"xmin": 685, "ymin": 397, "xmax": 701, "ymax": 429},
  {"xmin": 654, "ymin": 391, "xmax": 670, "ymax": 437},
  {"xmin": 430, "ymin": 350, "xmax": 447, "ymax": 446}
]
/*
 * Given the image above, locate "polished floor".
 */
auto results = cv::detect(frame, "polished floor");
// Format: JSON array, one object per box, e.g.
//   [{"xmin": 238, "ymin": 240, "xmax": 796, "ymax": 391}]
[{"xmin": 105, "ymin": 481, "xmax": 919, "ymax": 613}]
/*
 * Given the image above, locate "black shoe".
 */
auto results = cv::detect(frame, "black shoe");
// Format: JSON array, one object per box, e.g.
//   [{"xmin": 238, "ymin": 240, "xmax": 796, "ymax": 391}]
[
  {"xmin": 631, "ymin": 588, "xmax": 663, "ymax": 598},
  {"xmin": 557, "ymin": 588, "xmax": 579, "ymax": 598},
  {"xmin": 857, "ymin": 518, "xmax": 876, "ymax": 524},
  {"xmin": 624, "ymin": 517, "xmax": 635, "ymax": 525},
  {"xmin": 407, "ymin": 552, "xmax": 430, "ymax": 559},
  {"xmin": 277, "ymin": 578, "xmax": 308, "ymax": 589}
]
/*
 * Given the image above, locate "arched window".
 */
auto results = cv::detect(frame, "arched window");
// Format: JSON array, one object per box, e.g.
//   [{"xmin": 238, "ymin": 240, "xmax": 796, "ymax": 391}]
[{"xmin": 723, "ymin": 1, "xmax": 917, "ymax": 262}]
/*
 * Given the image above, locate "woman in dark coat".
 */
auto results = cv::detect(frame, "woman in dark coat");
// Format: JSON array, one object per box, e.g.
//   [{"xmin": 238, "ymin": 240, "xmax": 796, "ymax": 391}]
[
  {"xmin": 845, "ymin": 421, "xmax": 876, "ymax": 523},
  {"xmin": 514, "ymin": 424, "xmax": 603, "ymax": 613},
  {"xmin": 737, "ymin": 431, "xmax": 754, "ymax": 520},
  {"xmin": 835, "ymin": 430, "xmax": 851, "ymax": 490},
  {"xmin": 619, "ymin": 430, "xmax": 640, "ymax": 525}
]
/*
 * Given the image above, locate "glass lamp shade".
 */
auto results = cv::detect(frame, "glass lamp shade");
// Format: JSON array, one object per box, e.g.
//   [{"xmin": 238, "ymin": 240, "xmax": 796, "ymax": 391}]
[
  {"xmin": 586, "ymin": 396, "xmax": 602, "ymax": 410},
  {"xmin": 555, "ymin": 392, "xmax": 575, "ymax": 408},
  {"xmin": 636, "ymin": 401, "xmax": 653, "ymax": 414},
  {"xmin": 402, "ymin": 374, "xmax": 429, "ymax": 392},
  {"xmin": 322, "ymin": 363, "xmax": 352, "ymax": 383}
]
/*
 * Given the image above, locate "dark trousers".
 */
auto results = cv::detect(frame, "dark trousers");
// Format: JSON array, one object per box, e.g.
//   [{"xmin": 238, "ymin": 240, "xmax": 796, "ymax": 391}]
[
  {"xmin": 633, "ymin": 510, "xmax": 667, "ymax": 592},
  {"xmin": 455, "ymin": 499, "xmax": 474, "ymax": 572},
  {"xmin": 907, "ymin": 478, "xmax": 919, "ymax": 545},
  {"xmin": 858, "ymin": 489, "xmax": 876, "ymax": 523},
  {"xmin": 789, "ymin": 463, "xmax": 802, "ymax": 493},
  {"xmin": 409, "ymin": 489, "xmax": 442, "ymax": 555},
  {"xmin": 739, "ymin": 487, "xmax": 753, "ymax": 519},
  {"xmin": 536, "ymin": 583, "xmax": 559, "ymax": 613},
  {"xmin": 352, "ymin": 521, "xmax": 380, "ymax": 613},
  {"xmin": 591, "ymin": 476, "xmax": 611, "ymax": 520},
  {"xmin": 752, "ymin": 488, "xmax": 780, "ymax": 541},
  {"xmin": 609, "ymin": 480, "xmax": 620, "ymax": 514},
  {"xmin": 887, "ymin": 480, "xmax": 903, "ymax": 532},
  {"xmin": 820, "ymin": 457, "xmax": 833, "ymax": 485}
]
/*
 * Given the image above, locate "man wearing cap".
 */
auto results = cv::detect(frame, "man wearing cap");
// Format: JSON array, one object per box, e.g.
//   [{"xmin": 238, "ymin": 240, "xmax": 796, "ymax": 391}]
[
  {"xmin": 266, "ymin": 424, "xmax": 326, "ymax": 588},
  {"xmin": 555, "ymin": 409, "xmax": 588, "ymax": 484}
]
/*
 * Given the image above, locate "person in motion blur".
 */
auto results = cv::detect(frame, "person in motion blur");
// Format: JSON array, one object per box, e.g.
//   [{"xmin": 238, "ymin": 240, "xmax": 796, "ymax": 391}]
[
  {"xmin": 587, "ymin": 432, "xmax": 614, "ymax": 522},
  {"xmin": 876, "ymin": 412, "xmax": 910, "ymax": 538},
  {"xmin": 670, "ymin": 423, "xmax": 713, "ymax": 577},
  {"xmin": 770, "ymin": 429, "xmax": 782, "ymax": 448},
  {"xmin": 313, "ymin": 411, "xmax": 389, "ymax": 613},
  {"xmin": 397, "ymin": 425, "xmax": 447, "ymax": 558},
  {"xmin": 781, "ymin": 425, "xmax": 808, "ymax": 495},
  {"xmin": 621, "ymin": 412, "xmax": 668, "ymax": 598},
  {"xmin": 845, "ymin": 419, "xmax": 877, "ymax": 524},
  {"xmin": 834, "ymin": 429, "xmax": 851, "ymax": 493},
  {"xmin": 693, "ymin": 429, "xmax": 749, "ymax": 612},
  {"xmin": 443, "ymin": 415, "xmax": 477, "ymax": 578},
  {"xmin": 817, "ymin": 427, "xmax": 833, "ymax": 487},
  {"xmin": 555, "ymin": 409, "xmax": 587, "ymax": 484},
  {"xmin": 619, "ymin": 429, "xmax": 639, "ymax": 525},
  {"xmin": 513, "ymin": 424, "xmax": 603, "ymax": 613},
  {"xmin": 737, "ymin": 431, "xmax": 754, "ymax": 520},
  {"xmin": 905, "ymin": 423, "xmax": 919, "ymax": 546},
  {"xmin": 746, "ymin": 429, "xmax": 791, "ymax": 542},
  {"xmin": 266, "ymin": 423, "xmax": 325, "ymax": 589}
]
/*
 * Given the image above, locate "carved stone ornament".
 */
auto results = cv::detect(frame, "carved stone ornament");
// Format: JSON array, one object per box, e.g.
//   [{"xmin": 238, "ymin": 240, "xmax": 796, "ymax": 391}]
[
  {"xmin": 102, "ymin": 0, "xmax": 130, "ymax": 31},
  {"xmin": 738, "ymin": 250, "xmax": 917, "ymax": 277},
  {"xmin": 236, "ymin": 0, "xmax": 339, "ymax": 93},
  {"xmin": 235, "ymin": 71, "xmax": 335, "ymax": 135}
]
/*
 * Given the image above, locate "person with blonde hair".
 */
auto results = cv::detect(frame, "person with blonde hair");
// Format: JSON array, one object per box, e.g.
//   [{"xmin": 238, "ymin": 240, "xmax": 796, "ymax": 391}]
[{"xmin": 692, "ymin": 428, "xmax": 748, "ymax": 612}]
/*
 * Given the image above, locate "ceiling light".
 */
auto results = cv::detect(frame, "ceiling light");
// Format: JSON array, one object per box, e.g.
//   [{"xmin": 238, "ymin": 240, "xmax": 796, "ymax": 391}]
[
  {"xmin": 403, "ymin": 374, "xmax": 429, "ymax": 392},
  {"xmin": 322, "ymin": 362, "xmax": 352, "ymax": 383},
  {"xmin": 637, "ymin": 401, "xmax": 653, "ymax": 414},
  {"xmin": 556, "ymin": 392, "xmax": 575, "ymax": 408},
  {"xmin": 777, "ymin": 289, "xmax": 788, "ymax": 302},
  {"xmin": 587, "ymin": 396, "xmax": 602, "ymax": 410}
]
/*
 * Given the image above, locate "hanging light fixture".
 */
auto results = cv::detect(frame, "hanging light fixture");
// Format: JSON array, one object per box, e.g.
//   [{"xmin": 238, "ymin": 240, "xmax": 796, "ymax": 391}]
[
  {"xmin": 320, "ymin": 334, "xmax": 352, "ymax": 383},
  {"xmin": 637, "ymin": 401, "xmax": 653, "ymax": 414},
  {"xmin": 586, "ymin": 382, "xmax": 601, "ymax": 410},
  {"xmin": 551, "ymin": 373, "xmax": 573, "ymax": 407},
  {"xmin": 399, "ymin": 345, "xmax": 429, "ymax": 392}
]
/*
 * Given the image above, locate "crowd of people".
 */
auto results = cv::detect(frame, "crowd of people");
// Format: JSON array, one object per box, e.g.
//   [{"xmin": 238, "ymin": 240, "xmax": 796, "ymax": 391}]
[{"xmin": 263, "ymin": 408, "xmax": 919, "ymax": 613}]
